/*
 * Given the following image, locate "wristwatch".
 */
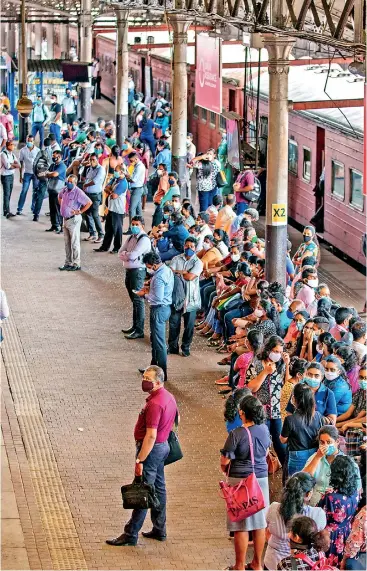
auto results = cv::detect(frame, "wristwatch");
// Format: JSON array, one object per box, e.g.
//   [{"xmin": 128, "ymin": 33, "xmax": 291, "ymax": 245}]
[{"xmin": 136, "ymin": 458, "xmax": 143, "ymax": 464}]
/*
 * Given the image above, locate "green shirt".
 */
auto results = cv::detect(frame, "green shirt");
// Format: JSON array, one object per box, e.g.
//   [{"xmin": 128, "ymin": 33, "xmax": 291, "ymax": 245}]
[
  {"xmin": 106, "ymin": 137, "xmax": 117, "ymax": 148},
  {"xmin": 75, "ymin": 131, "xmax": 87, "ymax": 144}
]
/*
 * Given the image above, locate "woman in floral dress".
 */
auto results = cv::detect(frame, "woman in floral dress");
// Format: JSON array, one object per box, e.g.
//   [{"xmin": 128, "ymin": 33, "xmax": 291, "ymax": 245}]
[{"xmin": 318, "ymin": 455, "xmax": 360, "ymax": 565}]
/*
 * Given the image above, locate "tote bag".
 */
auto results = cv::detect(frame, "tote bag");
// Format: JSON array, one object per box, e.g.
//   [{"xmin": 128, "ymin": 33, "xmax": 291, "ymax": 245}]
[{"xmin": 219, "ymin": 426, "xmax": 265, "ymax": 522}]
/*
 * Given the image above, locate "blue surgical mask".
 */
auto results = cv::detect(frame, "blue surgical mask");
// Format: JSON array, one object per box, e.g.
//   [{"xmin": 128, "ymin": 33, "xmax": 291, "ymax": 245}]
[
  {"xmin": 296, "ymin": 322, "xmax": 304, "ymax": 331},
  {"xmin": 163, "ymin": 214, "xmax": 170, "ymax": 220},
  {"xmin": 303, "ymin": 235, "xmax": 312, "ymax": 242},
  {"xmin": 36, "ymin": 100, "xmax": 42, "ymax": 106},
  {"xmin": 359, "ymin": 379, "xmax": 367, "ymax": 390},
  {"xmin": 286, "ymin": 310, "xmax": 294, "ymax": 320},
  {"xmin": 303, "ymin": 377, "xmax": 320, "ymax": 389},
  {"xmin": 121, "ymin": 143, "xmax": 128, "ymax": 150},
  {"xmin": 131, "ymin": 226, "xmax": 140, "ymax": 235},
  {"xmin": 66, "ymin": 182, "xmax": 74, "ymax": 190},
  {"xmin": 313, "ymin": 334, "xmax": 319, "ymax": 341},
  {"xmin": 184, "ymin": 247, "xmax": 195, "ymax": 257},
  {"xmin": 168, "ymin": 179, "xmax": 175, "ymax": 186},
  {"xmin": 113, "ymin": 171, "xmax": 120, "ymax": 179},
  {"xmin": 326, "ymin": 444, "xmax": 337, "ymax": 456},
  {"xmin": 26, "ymin": 142, "xmax": 33, "ymax": 148}
]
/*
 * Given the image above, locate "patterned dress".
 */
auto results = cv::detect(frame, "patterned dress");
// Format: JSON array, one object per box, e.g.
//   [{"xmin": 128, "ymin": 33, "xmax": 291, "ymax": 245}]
[
  {"xmin": 318, "ymin": 491, "xmax": 359, "ymax": 565},
  {"xmin": 245, "ymin": 357, "xmax": 285, "ymax": 420}
]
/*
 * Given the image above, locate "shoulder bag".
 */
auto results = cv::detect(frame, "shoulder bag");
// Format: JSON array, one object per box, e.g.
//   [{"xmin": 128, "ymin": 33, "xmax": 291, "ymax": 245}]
[
  {"xmin": 121, "ymin": 476, "xmax": 160, "ymax": 510},
  {"xmin": 164, "ymin": 411, "xmax": 183, "ymax": 466},
  {"xmin": 219, "ymin": 426, "xmax": 265, "ymax": 522},
  {"xmin": 292, "ymin": 552, "xmax": 338, "ymax": 571}
]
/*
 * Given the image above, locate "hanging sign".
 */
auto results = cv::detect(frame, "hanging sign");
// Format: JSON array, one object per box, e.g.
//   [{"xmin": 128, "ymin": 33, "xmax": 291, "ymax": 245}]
[
  {"xmin": 195, "ymin": 35, "xmax": 222, "ymax": 114},
  {"xmin": 272, "ymin": 203, "xmax": 287, "ymax": 225}
]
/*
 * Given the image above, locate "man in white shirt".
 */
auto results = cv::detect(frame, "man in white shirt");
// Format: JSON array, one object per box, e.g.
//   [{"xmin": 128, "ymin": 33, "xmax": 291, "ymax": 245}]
[
  {"xmin": 125, "ymin": 152, "xmax": 147, "ymax": 231},
  {"xmin": 31, "ymin": 95, "xmax": 50, "ymax": 148},
  {"xmin": 215, "ymin": 194, "xmax": 237, "ymax": 234},
  {"xmin": 0, "ymin": 122, "xmax": 7, "ymax": 151},
  {"xmin": 1, "ymin": 140, "xmax": 20, "ymax": 217},
  {"xmin": 195, "ymin": 211, "xmax": 213, "ymax": 251},
  {"xmin": 17, "ymin": 135, "xmax": 40, "ymax": 215},
  {"xmin": 62, "ymin": 88, "xmax": 77, "ymax": 125},
  {"xmin": 49, "ymin": 93, "xmax": 62, "ymax": 144}
]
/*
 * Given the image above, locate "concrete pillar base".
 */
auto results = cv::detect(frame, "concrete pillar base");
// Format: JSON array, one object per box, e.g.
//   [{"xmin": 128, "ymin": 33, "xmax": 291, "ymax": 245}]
[
  {"xmin": 172, "ymin": 155, "xmax": 188, "ymax": 199},
  {"xmin": 265, "ymin": 224, "xmax": 288, "ymax": 285},
  {"xmin": 116, "ymin": 114, "xmax": 128, "ymax": 147},
  {"xmin": 80, "ymin": 85, "xmax": 91, "ymax": 121}
]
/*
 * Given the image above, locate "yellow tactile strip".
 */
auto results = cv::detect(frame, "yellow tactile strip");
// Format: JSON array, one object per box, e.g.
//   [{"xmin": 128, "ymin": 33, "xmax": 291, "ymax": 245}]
[{"xmin": 2, "ymin": 315, "xmax": 88, "ymax": 570}]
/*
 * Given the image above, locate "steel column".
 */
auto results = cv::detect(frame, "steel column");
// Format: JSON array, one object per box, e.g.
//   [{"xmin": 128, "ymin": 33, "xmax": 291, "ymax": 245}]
[
  {"xmin": 115, "ymin": 9, "xmax": 129, "ymax": 147},
  {"xmin": 79, "ymin": 0, "xmax": 92, "ymax": 121}
]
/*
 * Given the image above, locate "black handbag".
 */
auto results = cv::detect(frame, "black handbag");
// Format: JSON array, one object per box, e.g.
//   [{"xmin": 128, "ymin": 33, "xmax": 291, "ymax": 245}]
[
  {"xmin": 164, "ymin": 412, "xmax": 183, "ymax": 466},
  {"xmin": 120, "ymin": 476, "xmax": 160, "ymax": 510}
]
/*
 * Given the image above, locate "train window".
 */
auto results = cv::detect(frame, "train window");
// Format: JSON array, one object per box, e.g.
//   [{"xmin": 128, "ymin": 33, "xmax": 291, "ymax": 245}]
[
  {"xmin": 165, "ymin": 82, "xmax": 171, "ymax": 101},
  {"xmin": 260, "ymin": 116, "xmax": 268, "ymax": 137},
  {"xmin": 158, "ymin": 80, "xmax": 164, "ymax": 94},
  {"xmin": 350, "ymin": 169, "xmax": 363, "ymax": 210},
  {"xmin": 219, "ymin": 114, "xmax": 226, "ymax": 131},
  {"xmin": 210, "ymin": 112, "xmax": 216, "ymax": 128},
  {"xmin": 331, "ymin": 160, "xmax": 345, "ymax": 200},
  {"xmin": 302, "ymin": 147, "xmax": 311, "ymax": 182},
  {"xmin": 249, "ymin": 121, "xmax": 256, "ymax": 147},
  {"xmin": 229, "ymin": 89, "xmax": 236, "ymax": 112},
  {"xmin": 288, "ymin": 140, "xmax": 298, "ymax": 175},
  {"xmin": 201, "ymin": 108, "xmax": 207, "ymax": 123}
]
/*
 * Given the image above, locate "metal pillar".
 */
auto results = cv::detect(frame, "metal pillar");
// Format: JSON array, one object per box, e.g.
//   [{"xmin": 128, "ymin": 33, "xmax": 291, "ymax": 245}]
[
  {"xmin": 34, "ymin": 23, "xmax": 42, "ymax": 59},
  {"xmin": 144, "ymin": 54, "xmax": 152, "ymax": 100},
  {"xmin": 7, "ymin": 23, "xmax": 16, "ymax": 58},
  {"xmin": 46, "ymin": 24, "xmax": 53, "ymax": 59},
  {"xmin": 79, "ymin": 0, "xmax": 92, "ymax": 121},
  {"xmin": 18, "ymin": 0, "xmax": 28, "ymax": 143},
  {"xmin": 167, "ymin": 13, "xmax": 192, "ymax": 198},
  {"xmin": 262, "ymin": 34, "xmax": 294, "ymax": 286},
  {"xmin": 115, "ymin": 9, "xmax": 129, "ymax": 147}
]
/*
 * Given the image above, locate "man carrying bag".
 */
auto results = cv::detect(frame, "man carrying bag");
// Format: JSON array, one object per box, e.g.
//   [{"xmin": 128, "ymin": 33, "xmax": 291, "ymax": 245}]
[{"xmin": 106, "ymin": 365, "xmax": 179, "ymax": 547}]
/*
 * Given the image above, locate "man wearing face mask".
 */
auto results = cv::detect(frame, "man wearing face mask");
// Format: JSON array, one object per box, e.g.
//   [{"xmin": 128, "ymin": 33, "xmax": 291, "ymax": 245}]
[
  {"xmin": 160, "ymin": 172, "xmax": 180, "ymax": 208},
  {"xmin": 168, "ymin": 237, "xmax": 203, "ymax": 357},
  {"xmin": 49, "ymin": 93, "xmax": 62, "ymax": 144},
  {"xmin": 152, "ymin": 163, "xmax": 169, "ymax": 227},
  {"xmin": 119, "ymin": 216, "xmax": 152, "ymax": 339},
  {"xmin": 58, "ymin": 175, "xmax": 92, "ymax": 271},
  {"xmin": 195, "ymin": 212, "xmax": 213, "ymax": 251},
  {"xmin": 106, "ymin": 365, "xmax": 177, "ymax": 547},
  {"xmin": 308, "ymin": 283, "xmax": 331, "ymax": 318},
  {"xmin": 30, "ymin": 95, "xmax": 50, "ymax": 148},
  {"xmin": 270, "ymin": 292, "xmax": 292, "ymax": 338},
  {"xmin": 94, "ymin": 166, "xmax": 127, "ymax": 253},
  {"xmin": 43, "ymin": 150, "xmax": 66, "ymax": 232},
  {"xmin": 296, "ymin": 268, "xmax": 319, "ymax": 311},
  {"xmin": 330, "ymin": 307, "xmax": 354, "ymax": 341},
  {"xmin": 153, "ymin": 140, "xmax": 172, "ymax": 172},
  {"xmin": 62, "ymin": 88, "xmax": 77, "ymax": 125},
  {"xmin": 125, "ymin": 152, "xmax": 146, "ymax": 231},
  {"xmin": 17, "ymin": 135, "xmax": 39, "ymax": 216},
  {"xmin": 135, "ymin": 252, "xmax": 174, "ymax": 380},
  {"xmin": 82, "ymin": 153, "xmax": 106, "ymax": 243}
]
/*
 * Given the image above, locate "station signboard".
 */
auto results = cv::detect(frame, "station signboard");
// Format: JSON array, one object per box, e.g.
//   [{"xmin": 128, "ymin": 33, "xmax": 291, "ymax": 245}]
[{"xmin": 195, "ymin": 35, "xmax": 222, "ymax": 114}]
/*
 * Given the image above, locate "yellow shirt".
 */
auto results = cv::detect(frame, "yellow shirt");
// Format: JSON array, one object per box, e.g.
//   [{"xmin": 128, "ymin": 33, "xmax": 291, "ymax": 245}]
[
  {"xmin": 215, "ymin": 205, "xmax": 236, "ymax": 235},
  {"xmin": 281, "ymin": 380, "xmax": 295, "ymax": 421}
]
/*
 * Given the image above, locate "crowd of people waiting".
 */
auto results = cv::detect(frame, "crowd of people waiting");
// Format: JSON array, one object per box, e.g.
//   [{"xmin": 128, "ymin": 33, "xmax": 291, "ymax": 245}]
[{"xmin": 1, "ymin": 87, "xmax": 366, "ymax": 571}]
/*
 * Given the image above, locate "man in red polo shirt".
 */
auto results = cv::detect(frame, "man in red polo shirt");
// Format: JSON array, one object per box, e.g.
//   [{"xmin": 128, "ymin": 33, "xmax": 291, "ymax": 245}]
[{"xmin": 106, "ymin": 365, "xmax": 178, "ymax": 547}]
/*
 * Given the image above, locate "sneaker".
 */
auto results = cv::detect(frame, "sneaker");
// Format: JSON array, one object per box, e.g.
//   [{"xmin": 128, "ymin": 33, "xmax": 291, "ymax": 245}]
[
  {"xmin": 45, "ymin": 227, "xmax": 57, "ymax": 232},
  {"xmin": 45, "ymin": 212, "xmax": 50, "ymax": 216},
  {"xmin": 16, "ymin": 211, "xmax": 22, "ymax": 215},
  {"xmin": 6, "ymin": 212, "xmax": 16, "ymax": 218},
  {"xmin": 66, "ymin": 266, "xmax": 81, "ymax": 271},
  {"xmin": 59, "ymin": 265, "xmax": 72, "ymax": 271},
  {"xmin": 33, "ymin": 216, "xmax": 39, "ymax": 222},
  {"xmin": 83, "ymin": 235, "xmax": 96, "ymax": 242},
  {"xmin": 56, "ymin": 228, "xmax": 63, "ymax": 234},
  {"xmin": 93, "ymin": 237, "xmax": 104, "ymax": 244}
]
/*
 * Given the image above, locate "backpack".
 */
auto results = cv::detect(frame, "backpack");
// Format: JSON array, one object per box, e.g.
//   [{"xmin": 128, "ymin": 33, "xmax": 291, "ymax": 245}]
[
  {"xmin": 172, "ymin": 274, "xmax": 186, "ymax": 311},
  {"xmin": 33, "ymin": 151, "xmax": 51, "ymax": 179},
  {"xmin": 292, "ymin": 552, "xmax": 338, "ymax": 571},
  {"xmin": 216, "ymin": 170, "xmax": 227, "ymax": 188}
]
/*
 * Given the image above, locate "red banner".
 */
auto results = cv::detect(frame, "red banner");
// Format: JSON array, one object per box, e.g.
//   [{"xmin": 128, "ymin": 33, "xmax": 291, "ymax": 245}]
[{"xmin": 195, "ymin": 35, "xmax": 222, "ymax": 114}]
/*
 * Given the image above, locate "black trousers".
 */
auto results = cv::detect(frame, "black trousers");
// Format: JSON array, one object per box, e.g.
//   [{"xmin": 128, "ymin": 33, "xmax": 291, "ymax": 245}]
[
  {"xmin": 1, "ymin": 174, "xmax": 14, "ymax": 215},
  {"xmin": 100, "ymin": 211, "xmax": 123, "ymax": 251},
  {"xmin": 33, "ymin": 179, "xmax": 48, "ymax": 217},
  {"xmin": 49, "ymin": 190, "xmax": 62, "ymax": 229},
  {"xmin": 125, "ymin": 268, "xmax": 146, "ymax": 335},
  {"xmin": 84, "ymin": 193, "xmax": 104, "ymax": 238},
  {"xmin": 168, "ymin": 308, "xmax": 197, "ymax": 354}
]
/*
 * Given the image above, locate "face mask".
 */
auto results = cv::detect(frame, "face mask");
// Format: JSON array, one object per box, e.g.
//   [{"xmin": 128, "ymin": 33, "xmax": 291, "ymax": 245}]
[
  {"xmin": 202, "ymin": 242, "xmax": 211, "ymax": 251},
  {"xmin": 269, "ymin": 351, "xmax": 282, "ymax": 363},
  {"xmin": 142, "ymin": 380, "xmax": 154, "ymax": 392},
  {"xmin": 172, "ymin": 202, "xmax": 181, "ymax": 211},
  {"xmin": 303, "ymin": 377, "xmax": 320, "ymax": 388},
  {"xmin": 316, "ymin": 343, "xmax": 323, "ymax": 354},
  {"xmin": 254, "ymin": 309, "xmax": 263, "ymax": 317},
  {"xmin": 157, "ymin": 169, "xmax": 163, "ymax": 176},
  {"xmin": 325, "ymin": 371, "xmax": 339, "ymax": 381},
  {"xmin": 36, "ymin": 100, "xmax": 42, "ymax": 106},
  {"xmin": 131, "ymin": 226, "xmax": 140, "ymax": 235},
  {"xmin": 121, "ymin": 144, "xmax": 128, "ymax": 150},
  {"xmin": 359, "ymin": 380, "xmax": 367, "ymax": 390},
  {"xmin": 113, "ymin": 171, "xmax": 120, "ymax": 179},
  {"xmin": 303, "ymin": 235, "xmax": 312, "ymax": 242},
  {"xmin": 26, "ymin": 142, "xmax": 33, "ymax": 148},
  {"xmin": 308, "ymin": 279, "xmax": 319, "ymax": 288},
  {"xmin": 66, "ymin": 182, "xmax": 74, "ymax": 190},
  {"xmin": 95, "ymin": 149, "xmax": 102, "ymax": 155},
  {"xmin": 296, "ymin": 321, "xmax": 304, "ymax": 331},
  {"xmin": 231, "ymin": 254, "xmax": 240, "ymax": 262},
  {"xmin": 53, "ymin": 157, "xmax": 60, "ymax": 163},
  {"xmin": 66, "ymin": 93, "xmax": 71, "ymax": 98},
  {"xmin": 168, "ymin": 179, "xmax": 175, "ymax": 186},
  {"xmin": 184, "ymin": 247, "xmax": 195, "ymax": 257},
  {"xmin": 163, "ymin": 214, "xmax": 170, "ymax": 220},
  {"xmin": 313, "ymin": 333, "xmax": 319, "ymax": 341},
  {"xmin": 286, "ymin": 310, "xmax": 294, "ymax": 320},
  {"xmin": 326, "ymin": 444, "xmax": 337, "ymax": 456},
  {"xmin": 73, "ymin": 125, "xmax": 78, "ymax": 131}
]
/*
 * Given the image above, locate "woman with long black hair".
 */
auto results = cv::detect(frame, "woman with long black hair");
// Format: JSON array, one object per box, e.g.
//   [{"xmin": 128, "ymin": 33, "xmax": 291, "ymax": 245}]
[{"xmin": 190, "ymin": 149, "xmax": 220, "ymax": 211}]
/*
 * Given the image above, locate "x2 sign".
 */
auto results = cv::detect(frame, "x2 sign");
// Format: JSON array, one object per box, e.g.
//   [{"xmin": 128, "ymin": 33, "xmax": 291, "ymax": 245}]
[
  {"xmin": 272, "ymin": 203, "xmax": 287, "ymax": 226},
  {"xmin": 195, "ymin": 35, "xmax": 222, "ymax": 114}
]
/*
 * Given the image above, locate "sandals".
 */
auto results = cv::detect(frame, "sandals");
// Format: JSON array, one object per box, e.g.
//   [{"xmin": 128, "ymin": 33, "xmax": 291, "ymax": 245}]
[{"xmin": 217, "ymin": 358, "xmax": 230, "ymax": 366}]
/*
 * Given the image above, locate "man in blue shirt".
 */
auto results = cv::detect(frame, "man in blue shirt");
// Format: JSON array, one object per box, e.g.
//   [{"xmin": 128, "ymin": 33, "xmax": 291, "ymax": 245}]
[
  {"xmin": 159, "ymin": 213, "xmax": 189, "ymax": 262},
  {"xmin": 153, "ymin": 140, "xmax": 172, "ymax": 172},
  {"xmin": 83, "ymin": 153, "xmax": 106, "ymax": 243},
  {"xmin": 44, "ymin": 150, "xmax": 66, "ymax": 233},
  {"xmin": 286, "ymin": 373, "xmax": 337, "ymax": 425},
  {"xmin": 137, "ymin": 251, "xmax": 174, "ymax": 381},
  {"xmin": 94, "ymin": 166, "xmax": 127, "ymax": 253}
]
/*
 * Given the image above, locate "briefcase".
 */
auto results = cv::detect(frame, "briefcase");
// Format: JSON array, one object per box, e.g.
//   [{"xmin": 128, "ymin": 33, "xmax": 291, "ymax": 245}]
[{"xmin": 121, "ymin": 477, "xmax": 160, "ymax": 510}]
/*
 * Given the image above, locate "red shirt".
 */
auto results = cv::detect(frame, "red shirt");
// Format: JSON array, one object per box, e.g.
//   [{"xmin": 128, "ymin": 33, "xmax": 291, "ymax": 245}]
[
  {"xmin": 236, "ymin": 171, "xmax": 255, "ymax": 203},
  {"xmin": 134, "ymin": 387, "xmax": 177, "ymax": 443}
]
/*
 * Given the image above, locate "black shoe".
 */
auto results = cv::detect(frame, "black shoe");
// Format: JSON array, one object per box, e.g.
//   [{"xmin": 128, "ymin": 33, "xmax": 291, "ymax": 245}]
[
  {"xmin": 110, "ymin": 249, "xmax": 119, "ymax": 254},
  {"xmin": 125, "ymin": 332, "xmax": 144, "ymax": 339},
  {"xmin": 167, "ymin": 348, "xmax": 179, "ymax": 355},
  {"xmin": 142, "ymin": 531, "xmax": 166, "ymax": 542},
  {"xmin": 138, "ymin": 368, "xmax": 146, "ymax": 374},
  {"xmin": 66, "ymin": 266, "xmax": 81, "ymax": 271},
  {"xmin": 121, "ymin": 326, "xmax": 135, "ymax": 334},
  {"xmin": 6, "ymin": 212, "xmax": 16, "ymax": 218},
  {"xmin": 106, "ymin": 534, "xmax": 137, "ymax": 547},
  {"xmin": 181, "ymin": 350, "xmax": 190, "ymax": 357},
  {"xmin": 93, "ymin": 248, "xmax": 108, "ymax": 252},
  {"xmin": 59, "ymin": 265, "xmax": 72, "ymax": 271},
  {"xmin": 16, "ymin": 211, "xmax": 22, "ymax": 215},
  {"xmin": 45, "ymin": 227, "xmax": 57, "ymax": 232},
  {"xmin": 56, "ymin": 228, "xmax": 63, "ymax": 234},
  {"xmin": 33, "ymin": 216, "xmax": 39, "ymax": 222}
]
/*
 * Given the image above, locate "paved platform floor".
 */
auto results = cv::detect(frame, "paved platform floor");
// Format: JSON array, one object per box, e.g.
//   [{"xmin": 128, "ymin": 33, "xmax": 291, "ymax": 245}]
[{"xmin": 1, "ymin": 102, "xmax": 365, "ymax": 570}]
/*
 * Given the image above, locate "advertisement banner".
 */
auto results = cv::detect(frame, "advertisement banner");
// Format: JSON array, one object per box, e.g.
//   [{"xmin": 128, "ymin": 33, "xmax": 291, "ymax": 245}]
[
  {"xmin": 195, "ymin": 35, "xmax": 222, "ymax": 114},
  {"xmin": 226, "ymin": 119, "xmax": 241, "ymax": 170}
]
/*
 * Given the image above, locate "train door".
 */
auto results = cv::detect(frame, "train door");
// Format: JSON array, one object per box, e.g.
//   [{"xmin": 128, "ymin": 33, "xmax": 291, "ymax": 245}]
[{"xmin": 312, "ymin": 126, "xmax": 325, "ymax": 233}]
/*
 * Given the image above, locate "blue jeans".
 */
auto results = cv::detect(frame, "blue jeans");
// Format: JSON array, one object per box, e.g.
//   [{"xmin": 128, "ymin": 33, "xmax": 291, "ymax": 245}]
[
  {"xmin": 346, "ymin": 554, "xmax": 366, "ymax": 570},
  {"xmin": 223, "ymin": 304, "xmax": 252, "ymax": 342},
  {"xmin": 49, "ymin": 123, "xmax": 61, "ymax": 144},
  {"xmin": 124, "ymin": 441, "xmax": 170, "ymax": 541},
  {"xmin": 33, "ymin": 179, "xmax": 48, "ymax": 217},
  {"xmin": 160, "ymin": 246, "xmax": 180, "ymax": 262},
  {"xmin": 31, "ymin": 122, "xmax": 44, "ymax": 147},
  {"xmin": 198, "ymin": 188, "xmax": 216, "ymax": 212},
  {"xmin": 288, "ymin": 448, "xmax": 317, "ymax": 476},
  {"xmin": 140, "ymin": 136, "xmax": 156, "ymax": 157},
  {"xmin": 236, "ymin": 201, "xmax": 249, "ymax": 215},
  {"xmin": 1, "ymin": 174, "xmax": 14, "ymax": 215},
  {"xmin": 267, "ymin": 418, "xmax": 286, "ymax": 466},
  {"xmin": 150, "ymin": 305, "xmax": 171, "ymax": 381},
  {"xmin": 17, "ymin": 173, "xmax": 39, "ymax": 213},
  {"xmin": 129, "ymin": 187, "xmax": 144, "ymax": 223}
]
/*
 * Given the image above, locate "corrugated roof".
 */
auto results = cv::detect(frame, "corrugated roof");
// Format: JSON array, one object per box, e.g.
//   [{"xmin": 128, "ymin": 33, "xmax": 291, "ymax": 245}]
[{"xmin": 28, "ymin": 60, "xmax": 63, "ymax": 73}]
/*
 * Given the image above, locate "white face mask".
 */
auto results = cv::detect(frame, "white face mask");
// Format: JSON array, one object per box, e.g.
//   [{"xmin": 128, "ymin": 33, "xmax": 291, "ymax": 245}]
[
  {"xmin": 146, "ymin": 267, "xmax": 155, "ymax": 276},
  {"xmin": 254, "ymin": 308, "xmax": 263, "ymax": 317},
  {"xmin": 325, "ymin": 371, "xmax": 339, "ymax": 381},
  {"xmin": 308, "ymin": 278, "xmax": 319, "ymax": 288},
  {"xmin": 231, "ymin": 254, "xmax": 240, "ymax": 262},
  {"xmin": 316, "ymin": 343, "xmax": 323, "ymax": 354},
  {"xmin": 269, "ymin": 351, "xmax": 282, "ymax": 363},
  {"xmin": 202, "ymin": 242, "xmax": 211, "ymax": 251},
  {"xmin": 157, "ymin": 169, "xmax": 163, "ymax": 176},
  {"xmin": 172, "ymin": 202, "xmax": 181, "ymax": 211}
]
